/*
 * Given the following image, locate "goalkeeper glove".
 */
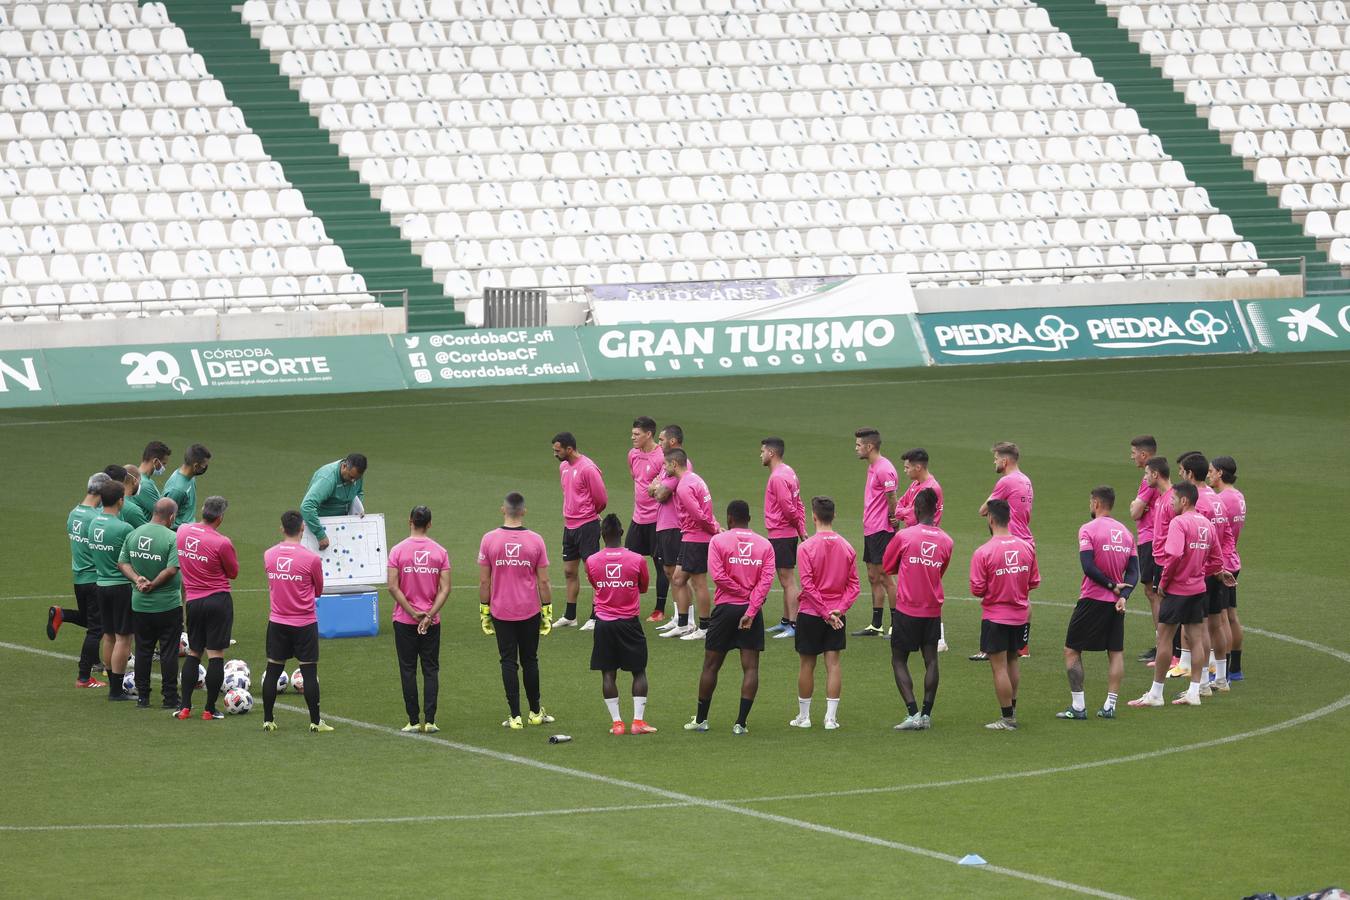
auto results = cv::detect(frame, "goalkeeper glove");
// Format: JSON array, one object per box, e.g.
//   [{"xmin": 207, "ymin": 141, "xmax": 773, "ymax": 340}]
[
  {"xmin": 479, "ymin": 603, "xmax": 494, "ymax": 635},
  {"xmin": 539, "ymin": 603, "xmax": 553, "ymax": 635}
]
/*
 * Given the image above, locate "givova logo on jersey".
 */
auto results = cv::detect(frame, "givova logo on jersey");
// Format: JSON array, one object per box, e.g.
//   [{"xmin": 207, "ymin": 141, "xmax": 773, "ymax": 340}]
[
  {"xmin": 495, "ymin": 542, "xmax": 532, "ymax": 567},
  {"xmin": 403, "ymin": 549, "xmax": 441, "ymax": 575},
  {"xmin": 1100, "ymin": 529, "xmax": 1131, "ymax": 554},
  {"xmin": 728, "ymin": 541, "xmax": 763, "ymax": 566},
  {"xmin": 994, "ymin": 549, "xmax": 1030, "ymax": 577},
  {"xmin": 595, "ymin": 562, "xmax": 637, "ymax": 589},
  {"xmin": 906, "ymin": 540, "xmax": 944, "ymax": 569}
]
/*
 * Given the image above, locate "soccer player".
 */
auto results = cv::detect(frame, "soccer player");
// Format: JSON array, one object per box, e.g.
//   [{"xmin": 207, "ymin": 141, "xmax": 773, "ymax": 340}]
[
  {"xmin": 118, "ymin": 497, "xmax": 182, "ymax": 709},
  {"xmin": 1209, "ymin": 456, "xmax": 1247, "ymax": 680},
  {"xmin": 895, "ymin": 447, "xmax": 948, "ymax": 652},
  {"xmin": 1128, "ymin": 435, "xmax": 1161, "ymax": 665},
  {"xmin": 585, "ymin": 514, "xmax": 656, "ymax": 735},
  {"xmin": 478, "ymin": 492, "xmax": 556, "ymax": 729},
  {"xmin": 105, "ymin": 464, "xmax": 148, "ymax": 528},
  {"xmin": 883, "ymin": 487, "xmax": 952, "ymax": 731},
  {"xmin": 975, "ymin": 442, "xmax": 1035, "ymax": 661},
  {"xmin": 128, "ymin": 440, "xmax": 172, "ymax": 520},
  {"xmin": 651, "ymin": 424, "xmax": 689, "ymax": 634},
  {"xmin": 1059, "ymin": 487, "xmax": 1138, "ymax": 721},
  {"xmin": 163, "ymin": 443, "xmax": 211, "ymax": 530},
  {"xmin": 387, "ymin": 505, "xmax": 451, "ymax": 733},
  {"xmin": 684, "ymin": 500, "xmax": 774, "ymax": 735},
  {"xmin": 665, "ymin": 447, "xmax": 718, "ymax": 640},
  {"xmin": 790, "ymin": 496, "xmax": 859, "ymax": 730},
  {"xmin": 626, "ymin": 417, "xmax": 667, "ymax": 622},
  {"xmin": 853, "ymin": 428, "xmax": 898, "ymax": 637},
  {"xmin": 262, "ymin": 510, "xmax": 331, "ymax": 733},
  {"xmin": 970, "ymin": 499, "xmax": 1039, "ymax": 730},
  {"xmin": 88, "ymin": 480, "xmax": 136, "ymax": 700},
  {"xmin": 174, "ymin": 495, "xmax": 240, "ymax": 721},
  {"xmin": 1144, "ymin": 456, "xmax": 1176, "ymax": 672},
  {"xmin": 48, "ymin": 472, "xmax": 110, "ymax": 688},
  {"xmin": 761, "ymin": 437, "xmax": 807, "ymax": 641},
  {"xmin": 1129, "ymin": 482, "xmax": 1233, "ymax": 708},
  {"xmin": 1181, "ymin": 452, "xmax": 1232, "ymax": 692},
  {"xmin": 301, "ymin": 453, "xmax": 367, "ymax": 551},
  {"xmin": 551, "ymin": 432, "xmax": 607, "ymax": 630}
]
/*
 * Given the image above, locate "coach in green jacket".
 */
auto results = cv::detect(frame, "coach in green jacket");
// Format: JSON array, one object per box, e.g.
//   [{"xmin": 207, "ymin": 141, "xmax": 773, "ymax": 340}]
[{"xmin": 301, "ymin": 453, "xmax": 368, "ymax": 550}]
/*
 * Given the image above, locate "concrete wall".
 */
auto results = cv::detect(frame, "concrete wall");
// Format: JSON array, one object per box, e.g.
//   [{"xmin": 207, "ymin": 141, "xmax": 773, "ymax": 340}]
[{"xmin": 914, "ymin": 274, "xmax": 1302, "ymax": 313}]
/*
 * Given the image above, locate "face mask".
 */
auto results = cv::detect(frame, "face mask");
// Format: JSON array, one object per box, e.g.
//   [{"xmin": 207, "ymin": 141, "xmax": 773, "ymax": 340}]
[{"xmin": 152, "ymin": 463, "xmax": 165, "ymax": 477}]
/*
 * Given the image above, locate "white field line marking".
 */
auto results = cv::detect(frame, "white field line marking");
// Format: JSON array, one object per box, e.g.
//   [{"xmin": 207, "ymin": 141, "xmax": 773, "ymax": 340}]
[
  {"xmin": 0, "ymin": 639, "xmax": 1123, "ymax": 898},
  {"xmin": 1, "ymin": 356, "xmax": 1344, "ymax": 429}
]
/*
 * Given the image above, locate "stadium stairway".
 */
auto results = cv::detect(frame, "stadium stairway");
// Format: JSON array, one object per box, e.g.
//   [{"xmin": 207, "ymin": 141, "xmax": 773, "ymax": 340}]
[
  {"xmin": 156, "ymin": 0, "xmax": 464, "ymax": 329},
  {"xmin": 1043, "ymin": 0, "xmax": 1350, "ymax": 294}
]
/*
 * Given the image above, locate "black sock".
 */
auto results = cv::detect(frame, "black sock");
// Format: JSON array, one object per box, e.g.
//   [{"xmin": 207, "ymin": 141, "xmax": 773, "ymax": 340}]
[
  {"xmin": 180, "ymin": 655, "xmax": 200, "ymax": 710},
  {"xmin": 736, "ymin": 697, "xmax": 753, "ymax": 727},
  {"xmin": 779, "ymin": 617, "xmax": 791, "ymax": 627},
  {"xmin": 696, "ymin": 697, "xmax": 710, "ymax": 722},
  {"xmin": 698, "ymin": 617, "xmax": 710, "ymax": 630},
  {"xmin": 872, "ymin": 608, "xmax": 883, "ymax": 629},
  {"xmin": 109, "ymin": 672, "xmax": 124, "ymax": 698},
  {"xmin": 1001, "ymin": 705, "xmax": 1014, "ymax": 718},
  {"xmin": 905, "ymin": 701, "xmax": 918, "ymax": 716},
  {"xmin": 921, "ymin": 699, "xmax": 934, "ymax": 716},
  {"xmin": 1172, "ymin": 630, "xmax": 1182, "ymax": 655},
  {"xmin": 655, "ymin": 567, "xmax": 669, "ymax": 611},
  {"xmin": 1229, "ymin": 650, "xmax": 1242, "ymax": 672},
  {"xmin": 263, "ymin": 662, "xmax": 283, "ymax": 721},
  {"xmin": 204, "ymin": 657, "xmax": 224, "ymax": 713},
  {"xmin": 678, "ymin": 612, "xmax": 688, "ymax": 627},
  {"xmin": 564, "ymin": 603, "xmax": 577, "ymax": 620},
  {"xmin": 1011, "ymin": 697, "xmax": 1017, "ymax": 710},
  {"xmin": 300, "ymin": 663, "xmax": 320, "ymax": 725}
]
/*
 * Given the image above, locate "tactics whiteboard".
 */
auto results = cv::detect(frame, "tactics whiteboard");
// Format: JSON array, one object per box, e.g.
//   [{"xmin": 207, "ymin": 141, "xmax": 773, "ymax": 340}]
[{"xmin": 301, "ymin": 513, "xmax": 388, "ymax": 587}]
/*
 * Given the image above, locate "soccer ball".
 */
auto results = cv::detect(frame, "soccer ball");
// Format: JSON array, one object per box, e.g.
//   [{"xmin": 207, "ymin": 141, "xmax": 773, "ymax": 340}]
[
  {"xmin": 290, "ymin": 668, "xmax": 304, "ymax": 693},
  {"xmin": 223, "ymin": 671, "xmax": 251, "ymax": 693},
  {"xmin": 196, "ymin": 664, "xmax": 206, "ymax": 689},
  {"xmin": 179, "ymin": 632, "xmax": 189, "ymax": 657},
  {"xmin": 224, "ymin": 659, "xmax": 250, "ymax": 679},
  {"xmin": 274, "ymin": 669, "xmax": 290, "ymax": 693},
  {"xmin": 122, "ymin": 672, "xmax": 136, "ymax": 694},
  {"xmin": 223, "ymin": 688, "xmax": 252, "ymax": 715}
]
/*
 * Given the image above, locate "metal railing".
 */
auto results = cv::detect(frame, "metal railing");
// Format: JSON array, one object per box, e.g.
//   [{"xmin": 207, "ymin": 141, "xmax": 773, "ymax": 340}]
[{"xmin": 1, "ymin": 288, "xmax": 408, "ymax": 324}]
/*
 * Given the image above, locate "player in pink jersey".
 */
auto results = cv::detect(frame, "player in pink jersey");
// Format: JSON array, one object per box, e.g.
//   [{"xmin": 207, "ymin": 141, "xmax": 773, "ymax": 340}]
[
  {"xmin": 969, "ymin": 499, "xmax": 1039, "ymax": 731},
  {"xmin": 387, "ymin": 506, "xmax": 451, "ymax": 733},
  {"xmin": 261, "ymin": 510, "xmax": 330, "ymax": 733},
  {"xmin": 882, "ymin": 488, "xmax": 952, "ymax": 731},
  {"xmin": 853, "ymin": 428, "xmax": 898, "ymax": 637},
  {"xmin": 789, "ymin": 496, "xmax": 859, "ymax": 730},
  {"xmin": 626, "ymin": 416, "xmax": 668, "ymax": 623},
  {"xmin": 585, "ymin": 515, "xmax": 656, "ymax": 735},
  {"xmin": 684, "ymin": 500, "xmax": 774, "ymax": 735},
  {"xmin": 478, "ymin": 492, "xmax": 556, "ymax": 729},
  {"xmin": 173, "ymin": 495, "xmax": 239, "ymax": 721},
  {"xmin": 1058, "ymin": 487, "xmax": 1138, "ymax": 721},
  {"xmin": 1129, "ymin": 481, "xmax": 1234, "ymax": 708},
  {"xmin": 976, "ymin": 442, "xmax": 1035, "ymax": 661},
  {"xmin": 761, "ymin": 437, "xmax": 807, "ymax": 641},
  {"xmin": 1143, "ymin": 456, "xmax": 1178, "ymax": 672},
  {"xmin": 1208, "ymin": 456, "xmax": 1248, "ymax": 680},
  {"xmin": 649, "ymin": 424, "xmax": 689, "ymax": 634},
  {"xmin": 1180, "ymin": 453, "xmax": 1232, "ymax": 692},
  {"xmin": 664, "ymin": 447, "xmax": 719, "ymax": 641},
  {"xmin": 1128, "ymin": 435, "xmax": 1162, "ymax": 665},
  {"xmin": 551, "ymin": 432, "xmax": 608, "ymax": 630},
  {"xmin": 896, "ymin": 447, "xmax": 949, "ymax": 653}
]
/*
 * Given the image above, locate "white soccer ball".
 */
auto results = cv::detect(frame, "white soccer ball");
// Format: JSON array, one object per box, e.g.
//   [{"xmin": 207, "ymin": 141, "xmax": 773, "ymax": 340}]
[
  {"xmin": 224, "ymin": 659, "xmax": 250, "ymax": 678},
  {"xmin": 179, "ymin": 631, "xmax": 189, "ymax": 657},
  {"xmin": 196, "ymin": 664, "xmax": 206, "ymax": 689},
  {"xmin": 223, "ymin": 688, "xmax": 253, "ymax": 715},
  {"xmin": 290, "ymin": 668, "xmax": 304, "ymax": 693},
  {"xmin": 275, "ymin": 669, "xmax": 290, "ymax": 693},
  {"xmin": 223, "ymin": 671, "xmax": 251, "ymax": 693},
  {"xmin": 122, "ymin": 672, "xmax": 136, "ymax": 694}
]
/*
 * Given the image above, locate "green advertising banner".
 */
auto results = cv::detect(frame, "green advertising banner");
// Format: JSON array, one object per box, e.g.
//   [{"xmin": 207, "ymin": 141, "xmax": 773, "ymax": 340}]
[
  {"xmin": 919, "ymin": 301, "xmax": 1251, "ymax": 364},
  {"xmin": 395, "ymin": 327, "xmax": 589, "ymax": 388},
  {"xmin": 1243, "ymin": 297, "xmax": 1350, "ymax": 352},
  {"xmin": 576, "ymin": 315, "xmax": 927, "ymax": 380},
  {"xmin": 41, "ymin": 335, "xmax": 407, "ymax": 404},
  {"xmin": 0, "ymin": 349, "xmax": 55, "ymax": 408}
]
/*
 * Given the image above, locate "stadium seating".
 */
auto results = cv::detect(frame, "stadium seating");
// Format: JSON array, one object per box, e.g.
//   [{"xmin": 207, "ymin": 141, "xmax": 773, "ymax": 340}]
[
  {"xmin": 0, "ymin": 0, "xmax": 371, "ymax": 322},
  {"xmin": 243, "ymin": 0, "xmax": 1265, "ymax": 294}
]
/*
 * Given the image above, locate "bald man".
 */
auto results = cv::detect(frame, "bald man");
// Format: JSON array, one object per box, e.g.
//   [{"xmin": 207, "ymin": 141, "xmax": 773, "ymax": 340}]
[{"xmin": 118, "ymin": 498, "xmax": 183, "ymax": 709}]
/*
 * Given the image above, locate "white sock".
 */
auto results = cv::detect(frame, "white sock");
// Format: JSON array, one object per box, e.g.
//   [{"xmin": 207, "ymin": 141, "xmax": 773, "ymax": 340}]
[
  {"xmin": 1105, "ymin": 692, "xmax": 1118, "ymax": 711},
  {"xmin": 1179, "ymin": 649, "xmax": 1192, "ymax": 669},
  {"xmin": 825, "ymin": 698, "xmax": 839, "ymax": 721},
  {"xmin": 1070, "ymin": 691, "xmax": 1085, "ymax": 711},
  {"xmin": 939, "ymin": 622, "xmax": 946, "ymax": 641},
  {"xmin": 1187, "ymin": 681, "xmax": 1201, "ymax": 701},
  {"xmin": 797, "ymin": 697, "xmax": 811, "ymax": 720},
  {"xmin": 1215, "ymin": 660, "xmax": 1227, "ymax": 681},
  {"xmin": 1149, "ymin": 680, "xmax": 1165, "ymax": 700},
  {"xmin": 633, "ymin": 695, "xmax": 647, "ymax": 721},
  {"xmin": 604, "ymin": 697, "xmax": 621, "ymax": 722}
]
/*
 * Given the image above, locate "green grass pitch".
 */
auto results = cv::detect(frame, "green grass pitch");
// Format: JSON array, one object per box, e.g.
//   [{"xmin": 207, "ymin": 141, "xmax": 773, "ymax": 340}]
[{"xmin": 2, "ymin": 351, "xmax": 1347, "ymax": 898}]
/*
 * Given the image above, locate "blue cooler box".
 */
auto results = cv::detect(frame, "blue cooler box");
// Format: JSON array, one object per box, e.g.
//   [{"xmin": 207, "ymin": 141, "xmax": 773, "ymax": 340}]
[{"xmin": 316, "ymin": 591, "xmax": 379, "ymax": 638}]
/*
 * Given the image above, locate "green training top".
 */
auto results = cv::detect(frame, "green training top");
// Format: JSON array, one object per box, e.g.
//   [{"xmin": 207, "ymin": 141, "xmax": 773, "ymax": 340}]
[
  {"xmin": 162, "ymin": 469, "xmax": 197, "ymax": 529},
  {"xmin": 88, "ymin": 512, "xmax": 134, "ymax": 587},
  {"xmin": 130, "ymin": 474, "xmax": 160, "ymax": 519},
  {"xmin": 120, "ymin": 498, "xmax": 148, "ymax": 529},
  {"xmin": 300, "ymin": 459, "xmax": 365, "ymax": 541},
  {"xmin": 119, "ymin": 523, "xmax": 182, "ymax": 613},
  {"xmin": 67, "ymin": 504, "xmax": 99, "ymax": 585}
]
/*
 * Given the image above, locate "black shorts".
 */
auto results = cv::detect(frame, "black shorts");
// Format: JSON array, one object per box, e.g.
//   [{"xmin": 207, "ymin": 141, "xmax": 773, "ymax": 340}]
[
  {"xmin": 653, "ymin": 528, "xmax": 682, "ymax": 568},
  {"xmin": 706, "ymin": 602, "xmax": 764, "ymax": 653},
  {"xmin": 769, "ymin": 537, "xmax": 799, "ymax": 569},
  {"xmin": 590, "ymin": 616, "xmax": 648, "ymax": 672},
  {"xmin": 185, "ymin": 591, "xmax": 234, "ymax": 652},
  {"xmin": 1205, "ymin": 576, "xmax": 1227, "ymax": 616},
  {"xmin": 890, "ymin": 609, "xmax": 941, "ymax": 652},
  {"xmin": 980, "ymin": 619, "xmax": 1030, "ymax": 654},
  {"xmin": 1227, "ymin": 569, "xmax": 1240, "ymax": 608},
  {"xmin": 1138, "ymin": 542, "xmax": 1159, "ymax": 589},
  {"xmin": 1159, "ymin": 592, "xmax": 1206, "ymax": 626},
  {"xmin": 74, "ymin": 581, "xmax": 102, "ymax": 637},
  {"xmin": 624, "ymin": 521, "xmax": 657, "ymax": 556},
  {"xmin": 97, "ymin": 583, "xmax": 134, "ymax": 635},
  {"xmin": 1064, "ymin": 599, "xmax": 1125, "ymax": 652},
  {"xmin": 863, "ymin": 530, "xmax": 895, "ymax": 565},
  {"xmin": 266, "ymin": 621, "xmax": 319, "ymax": 663},
  {"xmin": 794, "ymin": 612, "xmax": 846, "ymax": 655},
  {"xmin": 676, "ymin": 540, "xmax": 709, "ymax": 575},
  {"xmin": 562, "ymin": 520, "xmax": 601, "ymax": 562}
]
